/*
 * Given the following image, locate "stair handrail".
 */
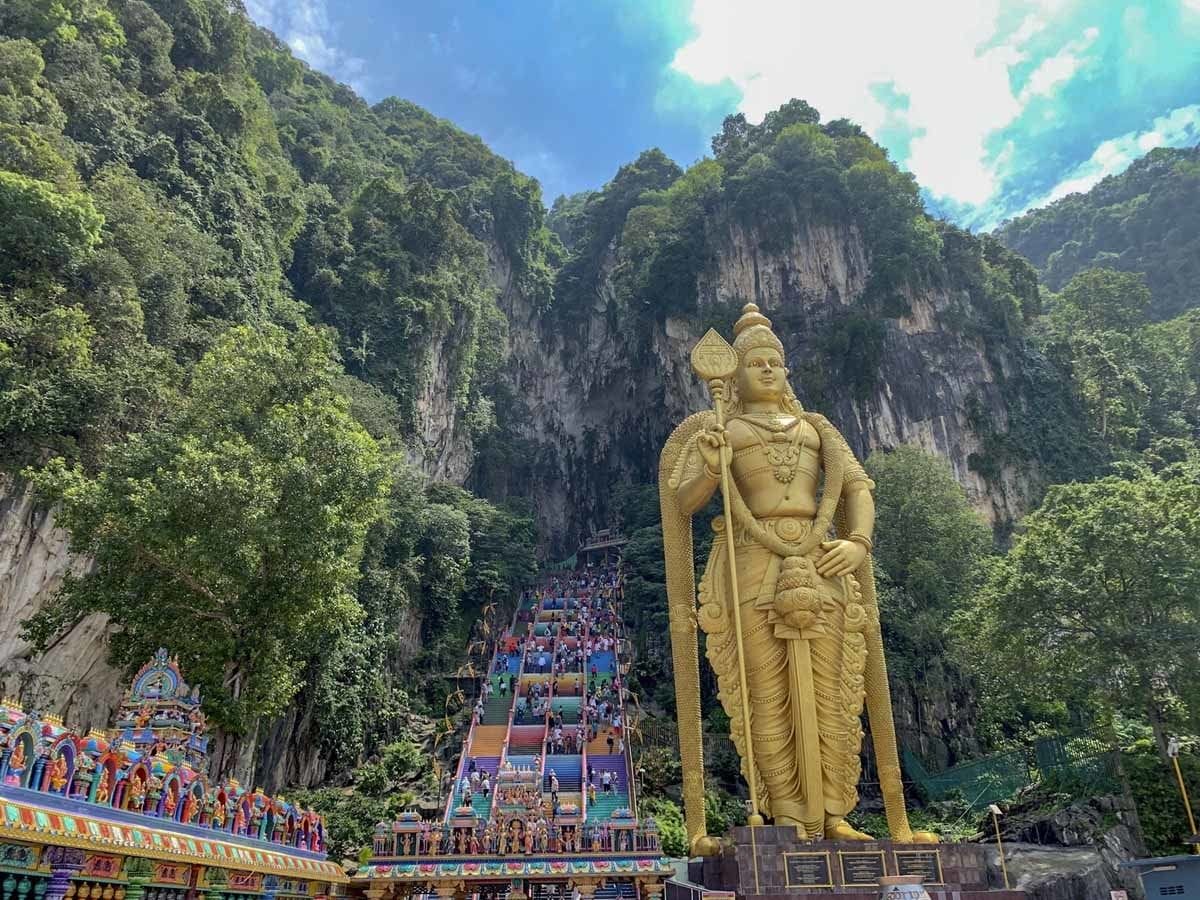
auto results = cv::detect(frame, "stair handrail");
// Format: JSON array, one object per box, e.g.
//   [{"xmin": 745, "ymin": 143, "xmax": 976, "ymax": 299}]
[{"xmin": 580, "ymin": 610, "xmax": 590, "ymax": 824}]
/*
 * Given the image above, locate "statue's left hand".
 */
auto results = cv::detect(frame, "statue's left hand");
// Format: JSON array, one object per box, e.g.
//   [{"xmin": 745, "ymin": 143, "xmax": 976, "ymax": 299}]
[{"xmin": 817, "ymin": 539, "xmax": 867, "ymax": 578}]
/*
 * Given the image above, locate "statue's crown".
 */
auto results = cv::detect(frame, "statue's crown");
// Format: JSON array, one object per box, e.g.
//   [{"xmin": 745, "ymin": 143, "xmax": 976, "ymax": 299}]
[{"xmin": 732, "ymin": 302, "xmax": 783, "ymax": 357}]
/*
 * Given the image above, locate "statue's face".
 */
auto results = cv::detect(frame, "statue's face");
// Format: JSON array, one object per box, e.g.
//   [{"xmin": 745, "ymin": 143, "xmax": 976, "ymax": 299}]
[{"xmin": 736, "ymin": 346, "xmax": 787, "ymax": 403}]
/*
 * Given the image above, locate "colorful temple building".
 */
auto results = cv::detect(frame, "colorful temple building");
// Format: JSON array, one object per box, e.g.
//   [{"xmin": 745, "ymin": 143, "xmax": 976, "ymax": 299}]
[
  {"xmin": 356, "ymin": 566, "xmax": 675, "ymax": 900},
  {"xmin": 0, "ymin": 650, "xmax": 346, "ymax": 900}
]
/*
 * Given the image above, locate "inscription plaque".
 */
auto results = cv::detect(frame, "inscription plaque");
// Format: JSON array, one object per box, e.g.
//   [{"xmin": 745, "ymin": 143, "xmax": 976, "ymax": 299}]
[
  {"xmin": 783, "ymin": 851, "xmax": 833, "ymax": 888},
  {"xmin": 839, "ymin": 850, "xmax": 886, "ymax": 887},
  {"xmin": 894, "ymin": 849, "xmax": 943, "ymax": 884}
]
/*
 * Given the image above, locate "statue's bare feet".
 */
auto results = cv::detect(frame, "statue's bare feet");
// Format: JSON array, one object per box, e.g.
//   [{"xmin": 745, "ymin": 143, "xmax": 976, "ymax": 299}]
[
  {"xmin": 910, "ymin": 830, "xmax": 940, "ymax": 843},
  {"xmin": 692, "ymin": 835, "xmax": 722, "ymax": 857},
  {"xmin": 825, "ymin": 817, "xmax": 873, "ymax": 841}
]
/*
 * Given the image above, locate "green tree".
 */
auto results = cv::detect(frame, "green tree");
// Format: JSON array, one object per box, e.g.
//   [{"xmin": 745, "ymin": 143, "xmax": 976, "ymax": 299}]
[
  {"xmin": 953, "ymin": 469, "xmax": 1200, "ymax": 757},
  {"xmin": 0, "ymin": 170, "xmax": 102, "ymax": 285},
  {"xmin": 866, "ymin": 446, "xmax": 992, "ymax": 664},
  {"xmin": 23, "ymin": 324, "xmax": 391, "ymax": 769},
  {"xmin": 1043, "ymin": 268, "xmax": 1199, "ymax": 452}
]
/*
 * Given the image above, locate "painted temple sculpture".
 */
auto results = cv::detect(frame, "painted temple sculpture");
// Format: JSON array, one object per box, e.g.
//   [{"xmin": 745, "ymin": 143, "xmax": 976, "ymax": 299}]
[
  {"xmin": 660, "ymin": 303, "xmax": 940, "ymax": 855},
  {"xmin": 1, "ymin": 649, "xmax": 324, "ymax": 853},
  {"xmin": 0, "ymin": 649, "xmax": 342, "ymax": 900}
]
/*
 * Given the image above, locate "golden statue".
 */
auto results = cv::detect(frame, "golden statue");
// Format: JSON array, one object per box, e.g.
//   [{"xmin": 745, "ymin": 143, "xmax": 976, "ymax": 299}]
[{"xmin": 660, "ymin": 303, "xmax": 936, "ymax": 854}]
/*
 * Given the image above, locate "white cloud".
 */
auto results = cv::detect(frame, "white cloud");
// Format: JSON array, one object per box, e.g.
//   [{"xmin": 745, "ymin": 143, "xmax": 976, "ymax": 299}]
[
  {"xmin": 244, "ymin": 0, "xmax": 369, "ymax": 96},
  {"xmin": 1031, "ymin": 103, "xmax": 1200, "ymax": 206},
  {"xmin": 1018, "ymin": 27, "xmax": 1098, "ymax": 101},
  {"xmin": 670, "ymin": 0, "xmax": 1099, "ymax": 207}
]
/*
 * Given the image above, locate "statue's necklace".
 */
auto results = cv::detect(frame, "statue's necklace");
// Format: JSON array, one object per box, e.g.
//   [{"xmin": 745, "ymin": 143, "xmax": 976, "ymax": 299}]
[
  {"xmin": 744, "ymin": 416, "xmax": 805, "ymax": 483},
  {"xmin": 742, "ymin": 412, "xmax": 793, "ymax": 433}
]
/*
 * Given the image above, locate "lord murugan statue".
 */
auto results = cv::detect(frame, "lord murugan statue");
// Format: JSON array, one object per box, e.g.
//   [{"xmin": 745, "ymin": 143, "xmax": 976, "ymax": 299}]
[{"xmin": 660, "ymin": 303, "xmax": 936, "ymax": 855}]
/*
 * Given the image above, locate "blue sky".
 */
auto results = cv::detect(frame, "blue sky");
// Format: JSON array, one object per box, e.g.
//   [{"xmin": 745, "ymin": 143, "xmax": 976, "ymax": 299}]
[{"xmin": 246, "ymin": 0, "xmax": 1200, "ymax": 230}]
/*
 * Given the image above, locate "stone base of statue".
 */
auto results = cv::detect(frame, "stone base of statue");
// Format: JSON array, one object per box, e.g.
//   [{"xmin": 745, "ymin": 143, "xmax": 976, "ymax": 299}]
[{"xmin": 687, "ymin": 827, "xmax": 1026, "ymax": 899}]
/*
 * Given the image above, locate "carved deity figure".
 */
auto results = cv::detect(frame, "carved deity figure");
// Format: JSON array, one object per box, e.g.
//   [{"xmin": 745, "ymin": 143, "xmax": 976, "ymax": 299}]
[
  {"xmin": 49, "ymin": 755, "xmax": 68, "ymax": 792},
  {"xmin": 7, "ymin": 741, "xmax": 26, "ymax": 776},
  {"xmin": 661, "ymin": 304, "xmax": 936, "ymax": 854},
  {"xmin": 127, "ymin": 775, "xmax": 146, "ymax": 810},
  {"xmin": 95, "ymin": 768, "xmax": 111, "ymax": 803}
]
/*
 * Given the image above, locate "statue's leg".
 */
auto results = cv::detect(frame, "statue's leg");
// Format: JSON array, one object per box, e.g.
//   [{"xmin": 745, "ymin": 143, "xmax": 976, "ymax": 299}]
[
  {"xmin": 705, "ymin": 545, "xmax": 806, "ymax": 824},
  {"xmin": 809, "ymin": 569, "xmax": 872, "ymax": 840},
  {"xmin": 739, "ymin": 548, "xmax": 809, "ymax": 824}
]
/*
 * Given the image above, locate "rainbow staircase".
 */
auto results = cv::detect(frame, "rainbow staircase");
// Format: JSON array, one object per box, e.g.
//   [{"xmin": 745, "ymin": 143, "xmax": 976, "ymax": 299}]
[{"xmin": 443, "ymin": 575, "xmax": 640, "ymax": 833}]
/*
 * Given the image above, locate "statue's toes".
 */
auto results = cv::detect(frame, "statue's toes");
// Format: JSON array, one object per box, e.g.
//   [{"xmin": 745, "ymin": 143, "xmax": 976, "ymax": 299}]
[{"xmin": 910, "ymin": 830, "xmax": 940, "ymax": 844}]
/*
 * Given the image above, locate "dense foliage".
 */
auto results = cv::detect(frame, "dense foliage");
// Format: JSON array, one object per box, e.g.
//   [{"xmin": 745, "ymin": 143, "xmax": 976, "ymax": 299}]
[
  {"xmin": 0, "ymin": 0, "xmax": 542, "ymax": 781},
  {"xmin": 996, "ymin": 145, "xmax": 1200, "ymax": 320},
  {"xmin": 954, "ymin": 464, "xmax": 1200, "ymax": 752},
  {"xmin": 1040, "ymin": 268, "xmax": 1200, "ymax": 455},
  {"xmin": 865, "ymin": 447, "xmax": 992, "ymax": 672},
  {"xmin": 24, "ymin": 324, "xmax": 389, "ymax": 736},
  {"xmin": 550, "ymin": 101, "xmax": 948, "ymax": 334},
  {"xmin": 292, "ymin": 738, "xmax": 434, "ymax": 862}
]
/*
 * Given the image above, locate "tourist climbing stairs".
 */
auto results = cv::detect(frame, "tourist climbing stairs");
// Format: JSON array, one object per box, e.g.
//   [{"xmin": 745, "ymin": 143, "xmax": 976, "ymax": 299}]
[{"xmin": 442, "ymin": 566, "xmax": 644, "ymax": 851}]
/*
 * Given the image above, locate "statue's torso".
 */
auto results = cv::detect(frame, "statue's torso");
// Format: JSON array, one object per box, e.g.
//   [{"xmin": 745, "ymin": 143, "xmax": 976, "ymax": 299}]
[{"xmin": 726, "ymin": 414, "xmax": 821, "ymax": 518}]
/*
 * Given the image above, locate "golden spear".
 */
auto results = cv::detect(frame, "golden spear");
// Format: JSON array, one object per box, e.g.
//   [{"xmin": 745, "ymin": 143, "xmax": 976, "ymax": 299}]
[{"xmin": 690, "ymin": 329, "xmax": 764, "ymax": 827}]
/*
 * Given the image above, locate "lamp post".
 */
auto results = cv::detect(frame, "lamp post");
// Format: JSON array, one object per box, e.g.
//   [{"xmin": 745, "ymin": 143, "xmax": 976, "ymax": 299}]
[
  {"xmin": 988, "ymin": 804, "xmax": 1010, "ymax": 890},
  {"xmin": 1167, "ymin": 737, "xmax": 1199, "ymax": 854}
]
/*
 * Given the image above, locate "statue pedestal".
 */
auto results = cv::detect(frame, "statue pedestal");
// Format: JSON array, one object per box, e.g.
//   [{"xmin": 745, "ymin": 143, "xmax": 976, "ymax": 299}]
[{"xmin": 688, "ymin": 826, "xmax": 1026, "ymax": 900}]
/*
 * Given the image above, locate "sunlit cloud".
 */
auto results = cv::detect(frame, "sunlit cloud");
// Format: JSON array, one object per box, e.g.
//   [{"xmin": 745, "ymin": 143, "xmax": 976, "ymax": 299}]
[
  {"xmin": 669, "ymin": 0, "xmax": 1200, "ymax": 227},
  {"xmin": 244, "ymin": 0, "xmax": 369, "ymax": 96},
  {"xmin": 1034, "ymin": 103, "xmax": 1200, "ymax": 206}
]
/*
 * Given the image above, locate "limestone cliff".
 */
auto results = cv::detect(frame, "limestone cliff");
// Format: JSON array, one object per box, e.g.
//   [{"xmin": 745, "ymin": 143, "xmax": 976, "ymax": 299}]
[
  {"xmin": 479, "ymin": 213, "xmax": 1048, "ymax": 555},
  {"xmin": 0, "ymin": 477, "xmax": 123, "ymax": 731}
]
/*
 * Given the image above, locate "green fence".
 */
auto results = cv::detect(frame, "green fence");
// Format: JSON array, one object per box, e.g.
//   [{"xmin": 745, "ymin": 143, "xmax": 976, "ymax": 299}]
[
  {"xmin": 906, "ymin": 732, "xmax": 1122, "ymax": 812},
  {"xmin": 903, "ymin": 747, "xmax": 1029, "ymax": 809},
  {"xmin": 546, "ymin": 553, "xmax": 578, "ymax": 572}
]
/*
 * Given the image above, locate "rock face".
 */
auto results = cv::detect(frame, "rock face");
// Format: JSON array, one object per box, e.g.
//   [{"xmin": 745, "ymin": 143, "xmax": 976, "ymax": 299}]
[
  {"xmin": 984, "ymin": 794, "xmax": 1147, "ymax": 900},
  {"xmin": 482, "ymin": 215, "xmax": 1043, "ymax": 555},
  {"xmin": 0, "ymin": 477, "xmax": 123, "ymax": 732}
]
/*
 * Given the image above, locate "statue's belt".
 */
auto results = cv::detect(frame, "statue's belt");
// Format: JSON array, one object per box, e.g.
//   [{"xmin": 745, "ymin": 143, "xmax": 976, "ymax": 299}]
[{"xmin": 719, "ymin": 513, "xmax": 815, "ymax": 547}]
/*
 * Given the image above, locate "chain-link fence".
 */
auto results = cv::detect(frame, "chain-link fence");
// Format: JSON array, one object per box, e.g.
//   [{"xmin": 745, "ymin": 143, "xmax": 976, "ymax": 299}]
[{"xmin": 905, "ymin": 733, "xmax": 1122, "ymax": 811}]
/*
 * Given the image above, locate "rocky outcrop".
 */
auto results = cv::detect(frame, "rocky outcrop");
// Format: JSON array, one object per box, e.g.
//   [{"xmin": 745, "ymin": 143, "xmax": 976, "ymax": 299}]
[
  {"xmin": 483, "ymin": 213, "xmax": 1042, "ymax": 555},
  {"xmin": 986, "ymin": 843, "xmax": 1135, "ymax": 900},
  {"xmin": 982, "ymin": 794, "xmax": 1147, "ymax": 900},
  {"xmin": 0, "ymin": 477, "xmax": 123, "ymax": 732}
]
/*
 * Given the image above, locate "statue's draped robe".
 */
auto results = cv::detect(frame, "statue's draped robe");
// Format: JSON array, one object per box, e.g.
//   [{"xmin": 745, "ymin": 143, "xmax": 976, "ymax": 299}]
[{"xmin": 671, "ymin": 411, "xmax": 875, "ymax": 836}]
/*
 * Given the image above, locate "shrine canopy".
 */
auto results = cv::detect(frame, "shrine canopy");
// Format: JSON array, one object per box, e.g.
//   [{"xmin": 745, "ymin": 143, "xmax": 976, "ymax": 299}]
[{"xmin": 0, "ymin": 648, "xmax": 343, "ymax": 889}]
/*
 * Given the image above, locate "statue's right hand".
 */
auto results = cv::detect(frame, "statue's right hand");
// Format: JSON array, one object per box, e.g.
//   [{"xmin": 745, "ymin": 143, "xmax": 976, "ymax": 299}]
[{"xmin": 698, "ymin": 424, "xmax": 725, "ymax": 472}]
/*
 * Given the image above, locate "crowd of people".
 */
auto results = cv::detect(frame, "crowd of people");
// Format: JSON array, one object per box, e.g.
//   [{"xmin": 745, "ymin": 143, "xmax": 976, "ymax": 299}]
[{"xmin": 427, "ymin": 563, "xmax": 643, "ymax": 858}]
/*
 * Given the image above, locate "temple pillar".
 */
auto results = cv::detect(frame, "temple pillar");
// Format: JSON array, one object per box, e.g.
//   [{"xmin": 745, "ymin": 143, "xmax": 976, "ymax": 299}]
[
  {"xmin": 640, "ymin": 880, "xmax": 665, "ymax": 900},
  {"xmin": 570, "ymin": 879, "xmax": 602, "ymax": 900},
  {"xmin": 121, "ymin": 858, "xmax": 153, "ymax": 900},
  {"xmin": 42, "ymin": 848, "xmax": 84, "ymax": 900}
]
